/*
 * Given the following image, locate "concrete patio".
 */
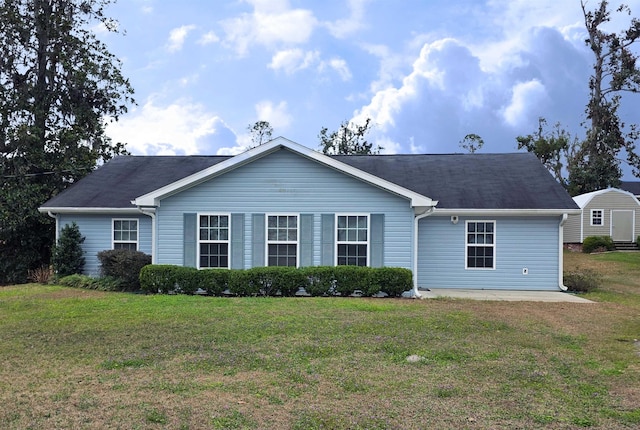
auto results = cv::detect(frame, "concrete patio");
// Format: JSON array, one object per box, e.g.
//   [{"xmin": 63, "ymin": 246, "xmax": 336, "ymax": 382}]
[{"xmin": 418, "ymin": 288, "xmax": 594, "ymax": 303}]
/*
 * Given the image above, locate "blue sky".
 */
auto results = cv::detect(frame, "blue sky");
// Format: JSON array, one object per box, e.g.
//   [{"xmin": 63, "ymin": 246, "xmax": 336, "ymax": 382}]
[{"xmin": 101, "ymin": 0, "xmax": 640, "ymax": 179}]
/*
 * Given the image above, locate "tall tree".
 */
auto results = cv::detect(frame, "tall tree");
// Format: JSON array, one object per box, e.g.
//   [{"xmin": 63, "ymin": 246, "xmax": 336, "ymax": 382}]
[
  {"xmin": 516, "ymin": 118, "xmax": 579, "ymax": 191},
  {"xmin": 318, "ymin": 118, "xmax": 381, "ymax": 155},
  {"xmin": 0, "ymin": 0, "xmax": 134, "ymax": 283},
  {"xmin": 247, "ymin": 120, "xmax": 273, "ymax": 148},
  {"xmin": 576, "ymin": 0, "xmax": 640, "ymax": 194}
]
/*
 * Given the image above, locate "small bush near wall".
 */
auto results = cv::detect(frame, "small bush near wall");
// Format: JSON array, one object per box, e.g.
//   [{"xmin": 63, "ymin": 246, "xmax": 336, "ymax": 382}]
[
  {"xmin": 98, "ymin": 249, "xmax": 152, "ymax": 291},
  {"xmin": 563, "ymin": 269, "xmax": 601, "ymax": 293},
  {"xmin": 58, "ymin": 274, "xmax": 126, "ymax": 291},
  {"xmin": 582, "ymin": 236, "xmax": 615, "ymax": 254},
  {"xmin": 139, "ymin": 265, "xmax": 413, "ymax": 298}
]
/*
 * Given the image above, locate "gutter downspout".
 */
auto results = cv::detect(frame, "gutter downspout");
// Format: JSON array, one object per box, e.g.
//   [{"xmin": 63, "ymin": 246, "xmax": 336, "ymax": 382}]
[
  {"xmin": 413, "ymin": 207, "xmax": 436, "ymax": 298},
  {"xmin": 558, "ymin": 214, "xmax": 568, "ymax": 291},
  {"xmin": 139, "ymin": 207, "xmax": 157, "ymax": 264},
  {"xmin": 47, "ymin": 211, "xmax": 59, "ymax": 242}
]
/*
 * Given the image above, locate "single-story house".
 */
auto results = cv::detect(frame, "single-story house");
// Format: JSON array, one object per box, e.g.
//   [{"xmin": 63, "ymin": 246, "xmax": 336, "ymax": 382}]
[
  {"xmin": 620, "ymin": 181, "xmax": 640, "ymax": 198},
  {"xmin": 564, "ymin": 188, "xmax": 640, "ymax": 244},
  {"xmin": 39, "ymin": 137, "xmax": 580, "ymax": 295}
]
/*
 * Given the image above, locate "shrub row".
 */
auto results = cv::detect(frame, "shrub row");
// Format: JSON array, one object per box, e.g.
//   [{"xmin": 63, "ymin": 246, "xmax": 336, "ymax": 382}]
[
  {"xmin": 58, "ymin": 274, "xmax": 127, "ymax": 291},
  {"xmin": 139, "ymin": 265, "xmax": 413, "ymax": 297},
  {"xmin": 582, "ymin": 236, "xmax": 615, "ymax": 254}
]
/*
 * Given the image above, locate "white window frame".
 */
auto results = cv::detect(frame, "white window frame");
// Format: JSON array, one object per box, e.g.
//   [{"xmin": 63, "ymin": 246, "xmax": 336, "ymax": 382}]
[
  {"xmin": 197, "ymin": 213, "xmax": 231, "ymax": 269},
  {"xmin": 335, "ymin": 213, "xmax": 370, "ymax": 267},
  {"xmin": 465, "ymin": 220, "xmax": 496, "ymax": 270},
  {"xmin": 265, "ymin": 214, "xmax": 299, "ymax": 267},
  {"xmin": 112, "ymin": 218, "xmax": 139, "ymax": 251},
  {"xmin": 590, "ymin": 209, "xmax": 604, "ymax": 226}
]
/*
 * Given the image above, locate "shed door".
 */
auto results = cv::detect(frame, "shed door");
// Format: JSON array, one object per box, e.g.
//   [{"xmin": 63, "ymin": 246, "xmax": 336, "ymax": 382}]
[{"xmin": 612, "ymin": 210, "xmax": 633, "ymax": 242}]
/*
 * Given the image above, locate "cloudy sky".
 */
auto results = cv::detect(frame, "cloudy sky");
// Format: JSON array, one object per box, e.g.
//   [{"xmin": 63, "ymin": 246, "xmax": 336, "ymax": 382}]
[{"xmin": 101, "ymin": 0, "xmax": 640, "ymax": 178}]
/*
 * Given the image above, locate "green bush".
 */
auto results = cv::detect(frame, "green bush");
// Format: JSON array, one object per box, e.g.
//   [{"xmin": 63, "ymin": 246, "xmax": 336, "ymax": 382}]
[
  {"xmin": 51, "ymin": 222, "xmax": 85, "ymax": 277},
  {"xmin": 98, "ymin": 249, "xmax": 152, "ymax": 291},
  {"xmin": 564, "ymin": 269, "xmax": 601, "ymax": 293},
  {"xmin": 582, "ymin": 236, "xmax": 615, "ymax": 254},
  {"xmin": 59, "ymin": 274, "xmax": 95, "ymax": 289},
  {"xmin": 228, "ymin": 270, "xmax": 253, "ymax": 296},
  {"xmin": 139, "ymin": 264, "xmax": 181, "ymax": 294},
  {"xmin": 369, "ymin": 267, "xmax": 413, "ymax": 297},
  {"xmin": 333, "ymin": 265, "xmax": 369, "ymax": 296},
  {"xmin": 199, "ymin": 269, "xmax": 229, "ymax": 296},
  {"xmin": 300, "ymin": 266, "xmax": 335, "ymax": 296}
]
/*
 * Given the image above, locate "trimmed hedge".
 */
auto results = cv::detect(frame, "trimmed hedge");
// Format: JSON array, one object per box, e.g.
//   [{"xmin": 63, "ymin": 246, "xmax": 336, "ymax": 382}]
[
  {"xmin": 139, "ymin": 265, "xmax": 413, "ymax": 297},
  {"xmin": 97, "ymin": 249, "xmax": 152, "ymax": 291},
  {"xmin": 582, "ymin": 236, "xmax": 615, "ymax": 254}
]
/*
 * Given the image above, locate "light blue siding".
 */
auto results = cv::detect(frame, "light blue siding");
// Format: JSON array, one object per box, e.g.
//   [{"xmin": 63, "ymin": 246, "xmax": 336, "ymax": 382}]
[
  {"xmin": 418, "ymin": 216, "xmax": 561, "ymax": 290},
  {"xmin": 58, "ymin": 214, "xmax": 152, "ymax": 276},
  {"xmin": 156, "ymin": 148, "xmax": 414, "ymax": 269}
]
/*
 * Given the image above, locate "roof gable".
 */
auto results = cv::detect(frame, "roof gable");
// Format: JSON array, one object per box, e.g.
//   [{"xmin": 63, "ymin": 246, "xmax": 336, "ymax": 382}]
[{"xmin": 133, "ymin": 137, "xmax": 436, "ymax": 208}]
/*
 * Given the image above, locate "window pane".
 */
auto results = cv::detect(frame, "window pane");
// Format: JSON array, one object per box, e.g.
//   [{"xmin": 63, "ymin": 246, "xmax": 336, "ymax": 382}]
[
  {"xmin": 348, "ymin": 216, "xmax": 357, "ymax": 228},
  {"xmin": 467, "ymin": 223, "xmax": 475, "ymax": 232},
  {"xmin": 338, "ymin": 216, "xmax": 346, "ymax": 228},
  {"xmin": 268, "ymin": 216, "xmax": 277, "ymax": 228},
  {"xmin": 219, "ymin": 229, "xmax": 229, "ymax": 241},
  {"xmin": 200, "ymin": 216, "xmax": 208, "ymax": 228}
]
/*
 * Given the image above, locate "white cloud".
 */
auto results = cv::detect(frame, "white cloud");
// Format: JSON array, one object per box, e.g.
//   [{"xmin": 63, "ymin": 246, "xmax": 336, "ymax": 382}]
[
  {"xmin": 255, "ymin": 100, "xmax": 292, "ymax": 129},
  {"xmin": 268, "ymin": 49, "xmax": 320, "ymax": 74},
  {"xmin": 501, "ymin": 80, "xmax": 548, "ymax": 127},
  {"xmin": 166, "ymin": 25, "xmax": 196, "ymax": 53},
  {"xmin": 325, "ymin": 0, "xmax": 370, "ymax": 38},
  {"xmin": 326, "ymin": 58, "xmax": 352, "ymax": 81},
  {"xmin": 106, "ymin": 98, "xmax": 235, "ymax": 155},
  {"xmin": 221, "ymin": 2, "xmax": 317, "ymax": 55},
  {"xmin": 198, "ymin": 31, "xmax": 220, "ymax": 45}
]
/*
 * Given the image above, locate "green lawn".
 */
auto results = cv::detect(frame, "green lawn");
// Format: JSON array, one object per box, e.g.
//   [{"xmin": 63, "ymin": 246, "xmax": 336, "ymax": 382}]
[{"xmin": 1, "ymin": 253, "xmax": 639, "ymax": 429}]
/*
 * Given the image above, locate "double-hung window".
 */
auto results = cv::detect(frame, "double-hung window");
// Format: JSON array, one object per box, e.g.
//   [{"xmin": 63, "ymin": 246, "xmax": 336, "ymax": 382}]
[
  {"xmin": 466, "ymin": 221, "xmax": 495, "ymax": 269},
  {"xmin": 591, "ymin": 209, "xmax": 603, "ymax": 226},
  {"xmin": 199, "ymin": 214, "xmax": 230, "ymax": 269},
  {"xmin": 336, "ymin": 214, "xmax": 369, "ymax": 266},
  {"xmin": 267, "ymin": 215, "xmax": 298, "ymax": 267},
  {"xmin": 113, "ymin": 219, "xmax": 138, "ymax": 251}
]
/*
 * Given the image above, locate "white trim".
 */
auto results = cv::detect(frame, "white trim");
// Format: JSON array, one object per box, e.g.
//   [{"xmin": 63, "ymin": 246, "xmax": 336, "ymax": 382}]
[
  {"xmin": 39, "ymin": 207, "xmax": 141, "ymax": 214},
  {"xmin": 197, "ymin": 213, "xmax": 231, "ymax": 269},
  {"xmin": 433, "ymin": 208, "xmax": 580, "ymax": 216},
  {"xmin": 139, "ymin": 207, "xmax": 157, "ymax": 264},
  {"xmin": 133, "ymin": 137, "xmax": 436, "ymax": 208},
  {"xmin": 335, "ymin": 213, "xmax": 370, "ymax": 267},
  {"xmin": 413, "ymin": 208, "xmax": 435, "ymax": 298},
  {"xmin": 558, "ymin": 214, "xmax": 568, "ymax": 291},
  {"xmin": 590, "ymin": 209, "xmax": 604, "ymax": 226},
  {"xmin": 265, "ymin": 213, "xmax": 300, "ymax": 267},
  {"xmin": 464, "ymin": 220, "xmax": 496, "ymax": 270},
  {"xmin": 112, "ymin": 218, "xmax": 139, "ymax": 250}
]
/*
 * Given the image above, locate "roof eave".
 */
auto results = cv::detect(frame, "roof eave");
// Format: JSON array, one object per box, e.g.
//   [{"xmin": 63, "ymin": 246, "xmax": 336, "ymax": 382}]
[
  {"xmin": 38, "ymin": 206, "xmax": 141, "ymax": 214},
  {"xmin": 432, "ymin": 208, "xmax": 582, "ymax": 216}
]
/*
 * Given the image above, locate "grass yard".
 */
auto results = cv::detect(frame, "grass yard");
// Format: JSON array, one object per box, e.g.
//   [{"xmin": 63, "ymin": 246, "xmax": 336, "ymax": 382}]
[{"xmin": 1, "ymin": 253, "xmax": 639, "ymax": 429}]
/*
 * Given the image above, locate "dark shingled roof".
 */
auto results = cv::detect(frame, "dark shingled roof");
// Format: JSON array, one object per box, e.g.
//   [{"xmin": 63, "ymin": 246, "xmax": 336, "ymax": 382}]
[
  {"xmin": 335, "ymin": 152, "xmax": 578, "ymax": 209},
  {"xmin": 43, "ymin": 155, "xmax": 231, "ymax": 209},
  {"xmin": 620, "ymin": 181, "xmax": 640, "ymax": 196},
  {"xmin": 41, "ymin": 151, "xmax": 578, "ymax": 210}
]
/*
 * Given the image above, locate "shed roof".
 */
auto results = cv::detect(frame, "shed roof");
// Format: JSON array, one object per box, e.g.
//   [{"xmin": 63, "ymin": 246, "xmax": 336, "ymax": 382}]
[{"xmin": 40, "ymin": 141, "xmax": 578, "ymax": 212}]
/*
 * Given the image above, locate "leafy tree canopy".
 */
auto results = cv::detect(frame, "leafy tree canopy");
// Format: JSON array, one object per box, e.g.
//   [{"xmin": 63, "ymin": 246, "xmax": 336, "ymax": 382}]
[
  {"xmin": 318, "ymin": 118, "xmax": 381, "ymax": 155},
  {"xmin": 0, "ymin": 0, "xmax": 134, "ymax": 283}
]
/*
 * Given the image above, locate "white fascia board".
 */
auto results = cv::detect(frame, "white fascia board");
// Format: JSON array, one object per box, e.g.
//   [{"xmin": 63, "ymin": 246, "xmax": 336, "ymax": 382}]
[
  {"xmin": 38, "ymin": 207, "xmax": 142, "ymax": 214},
  {"xmin": 134, "ymin": 136, "xmax": 436, "ymax": 208},
  {"xmin": 432, "ymin": 208, "xmax": 582, "ymax": 216}
]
